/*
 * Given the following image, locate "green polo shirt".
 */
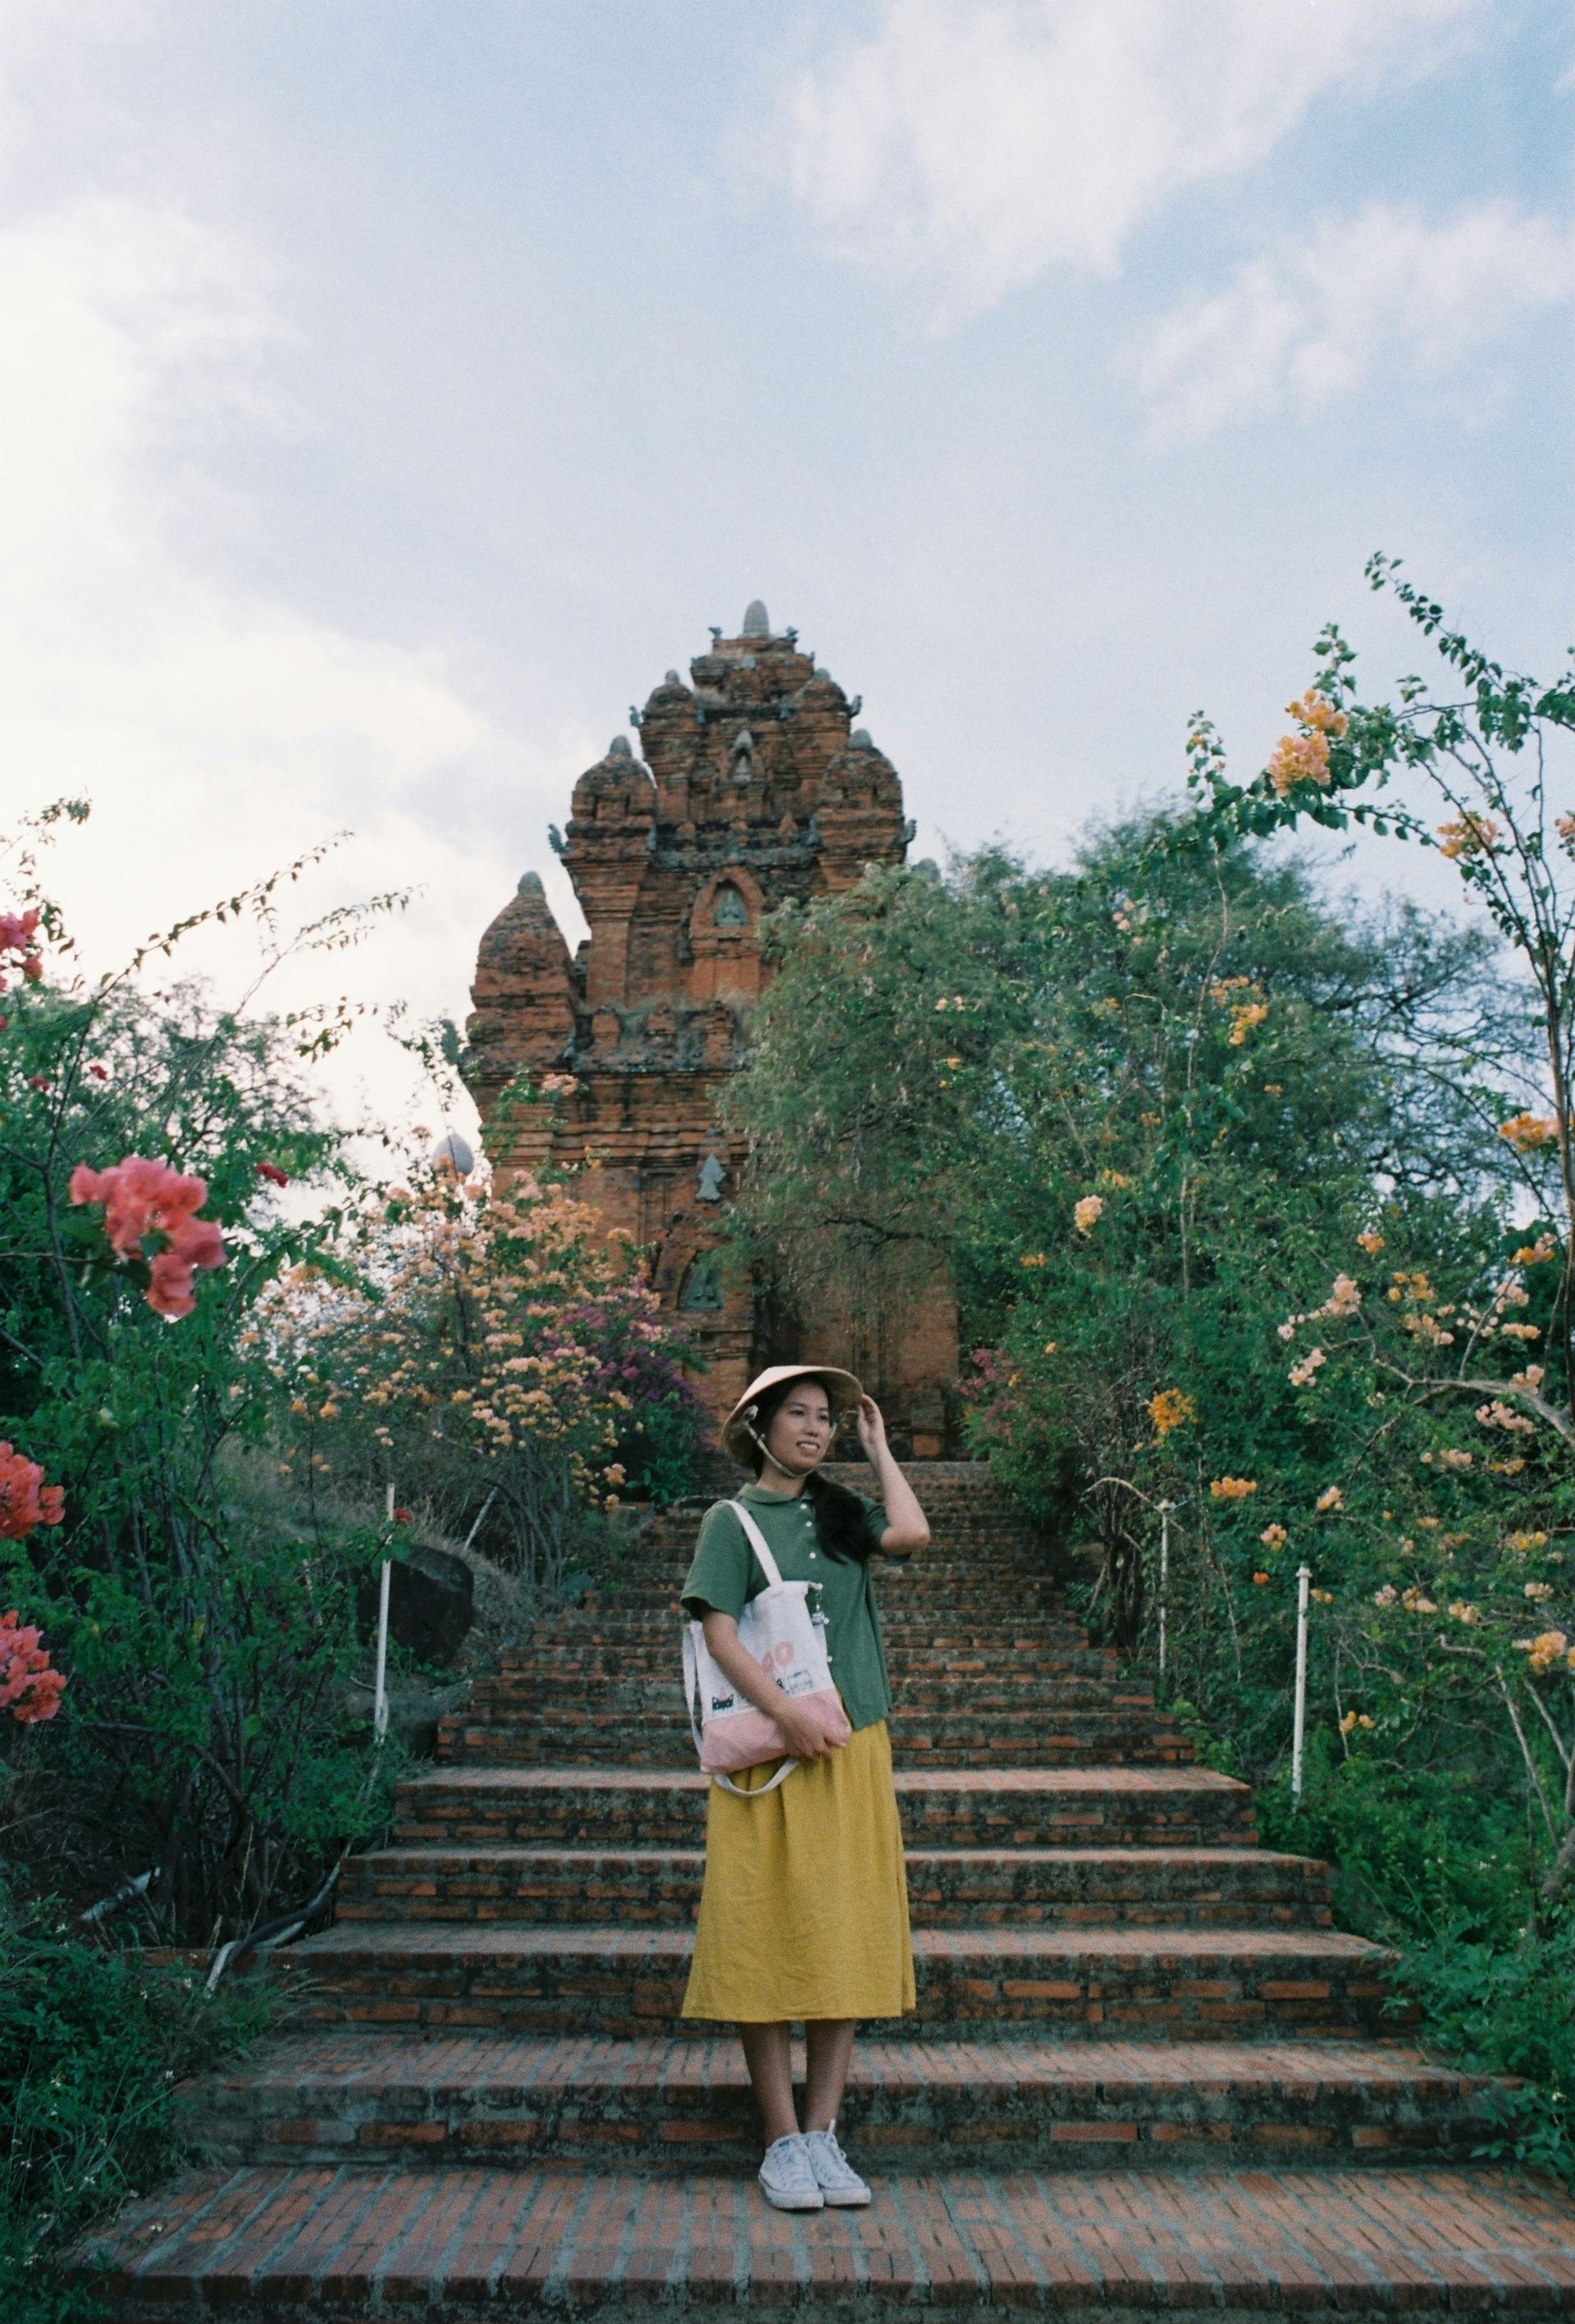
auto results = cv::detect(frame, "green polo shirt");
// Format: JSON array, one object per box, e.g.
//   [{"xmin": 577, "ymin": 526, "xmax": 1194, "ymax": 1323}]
[{"xmin": 680, "ymin": 1483, "xmax": 896, "ymax": 1732}]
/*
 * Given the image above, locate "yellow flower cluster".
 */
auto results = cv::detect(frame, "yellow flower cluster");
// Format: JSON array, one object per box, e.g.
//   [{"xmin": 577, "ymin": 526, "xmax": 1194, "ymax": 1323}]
[
  {"xmin": 1148, "ymin": 1387, "xmax": 1196, "ymax": 1440},
  {"xmin": 1436, "ymin": 813, "xmax": 1502, "ymax": 860},
  {"xmin": 1521, "ymin": 1630, "xmax": 1574, "ymax": 1675},
  {"xmin": 1209, "ymin": 1476, "xmax": 1257, "ymax": 1502},
  {"xmin": 1073, "ymin": 1194, "xmax": 1104, "ymax": 1235},
  {"xmin": 1267, "ymin": 694, "xmax": 1348, "ymax": 797},
  {"xmin": 1316, "ymin": 1486, "xmax": 1344, "ymax": 1514},
  {"xmin": 1356, "ymin": 1229, "xmax": 1386, "ymax": 1255},
  {"xmin": 1339, "ymin": 1711, "xmax": 1374, "ymax": 1735},
  {"xmin": 1498, "ymin": 1112, "xmax": 1559, "ymax": 1152}
]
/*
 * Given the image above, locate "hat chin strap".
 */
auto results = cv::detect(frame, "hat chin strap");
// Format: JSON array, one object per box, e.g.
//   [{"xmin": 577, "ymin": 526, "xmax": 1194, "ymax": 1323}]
[{"xmin": 743, "ymin": 1419, "xmax": 801, "ymax": 1482}]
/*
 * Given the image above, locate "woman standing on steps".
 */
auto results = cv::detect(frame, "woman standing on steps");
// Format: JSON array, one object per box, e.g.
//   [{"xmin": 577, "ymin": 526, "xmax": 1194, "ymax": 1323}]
[{"xmin": 679, "ymin": 1363, "xmax": 929, "ymax": 2214}]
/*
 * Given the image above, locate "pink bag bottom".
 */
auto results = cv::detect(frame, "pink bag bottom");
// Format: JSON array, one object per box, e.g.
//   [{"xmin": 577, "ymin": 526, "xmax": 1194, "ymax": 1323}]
[{"xmin": 699, "ymin": 1685, "xmax": 851, "ymax": 1775}]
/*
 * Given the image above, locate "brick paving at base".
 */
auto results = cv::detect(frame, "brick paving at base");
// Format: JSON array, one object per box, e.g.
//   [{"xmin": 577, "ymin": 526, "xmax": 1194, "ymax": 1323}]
[{"xmin": 87, "ymin": 2163, "xmax": 1575, "ymax": 2317}]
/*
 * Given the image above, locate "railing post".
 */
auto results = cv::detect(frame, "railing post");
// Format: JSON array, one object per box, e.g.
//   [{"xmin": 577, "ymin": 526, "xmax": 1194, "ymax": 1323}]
[
  {"xmin": 374, "ymin": 1484, "xmax": 393, "ymax": 1741},
  {"xmin": 1157, "ymin": 1502, "xmax": 1175, "ymax": 1687},
  {"xmin": 1291, "ymin": 1562, "xmax": 1311, "ymax": 1806}
]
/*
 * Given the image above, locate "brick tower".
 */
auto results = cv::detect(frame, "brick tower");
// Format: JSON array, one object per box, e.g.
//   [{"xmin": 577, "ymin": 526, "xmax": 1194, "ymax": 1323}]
[{"xmin": 463, "ymin": 602, "xmax": 956, "ymax": 1450}]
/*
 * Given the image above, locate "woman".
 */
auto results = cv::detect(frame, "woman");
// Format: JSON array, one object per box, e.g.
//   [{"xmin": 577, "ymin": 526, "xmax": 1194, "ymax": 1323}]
[{"xmin": 679, "ymin": 1363, "xmax": 929, "ymax": 2212}]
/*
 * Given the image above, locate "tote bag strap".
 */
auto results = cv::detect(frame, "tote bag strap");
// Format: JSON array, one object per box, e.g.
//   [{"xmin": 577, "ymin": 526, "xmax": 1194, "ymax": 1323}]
[
  {"xmin": 726, "ymin": 1500, "xmax": 784, "ymax": 1588},
  {"xmin": 704, "ymin": 1500, "xmax": 798, "ymax": 1797}
]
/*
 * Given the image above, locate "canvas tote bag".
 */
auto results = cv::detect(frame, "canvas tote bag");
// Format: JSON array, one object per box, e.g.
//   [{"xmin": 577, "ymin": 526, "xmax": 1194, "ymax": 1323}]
[{"xmin": 682, "ymin": 1500, "xmax": 851, "ymax": 1797}]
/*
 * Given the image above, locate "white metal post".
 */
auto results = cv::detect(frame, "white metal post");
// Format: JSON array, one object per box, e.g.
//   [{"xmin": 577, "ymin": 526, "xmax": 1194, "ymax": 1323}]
[
  {"xmin": 374, "ymin": 1483, "xmax": 394, "ymax": 1740},
  {"xmin": 1291, "ymin": 1563, "xmax": 1311, "ymax": 1806},
  {"xmin": 1157, "ymin": 1502, "xmax": 1174, "ymax": 1687}
]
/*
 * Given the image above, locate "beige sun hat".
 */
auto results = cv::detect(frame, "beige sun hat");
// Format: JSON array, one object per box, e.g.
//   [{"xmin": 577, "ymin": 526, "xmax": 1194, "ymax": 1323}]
[{"xmin": 720, "ymin": 1363, "xmax": 865, "ymax": 1469}]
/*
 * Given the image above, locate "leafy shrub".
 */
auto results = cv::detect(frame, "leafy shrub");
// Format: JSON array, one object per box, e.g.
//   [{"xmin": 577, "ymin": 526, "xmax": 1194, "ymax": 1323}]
[{"xmin": 0, "ymin": 1879, "xmax": 267, "ymax": 2323}]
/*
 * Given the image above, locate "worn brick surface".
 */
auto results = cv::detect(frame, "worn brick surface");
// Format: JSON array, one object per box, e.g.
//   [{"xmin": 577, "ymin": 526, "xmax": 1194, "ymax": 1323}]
[{"xmin": 84, "ymin": 2165, "xmax": 1575, "ymax": 2317}]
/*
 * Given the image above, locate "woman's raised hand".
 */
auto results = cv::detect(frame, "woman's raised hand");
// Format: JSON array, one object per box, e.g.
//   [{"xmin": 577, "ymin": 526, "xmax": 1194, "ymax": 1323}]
[{"xmin": 854, "ymin": 1394, "xmax": 888, "ymax": 1462}]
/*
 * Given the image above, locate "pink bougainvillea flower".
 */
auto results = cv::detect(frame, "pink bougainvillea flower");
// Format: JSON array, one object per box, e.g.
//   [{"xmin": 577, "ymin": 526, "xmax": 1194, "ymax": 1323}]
[
  {"xmin": 0, "ymin": 1443, "xmax": 65, "ymax": 1541},
  {"xmin": 70, "ymin": 1155, "xmax": 226, "ymax": 1319},
  {"xmin": 26, "ymin": 1075, "xmax": 50, "ymax": 1091},
  {"xmin": 0, "ymin": 1608, "xmax": 64, "ymax": 1724},
  {"xmin": 392, "ymin": 1506, "xmax": 414, "ymax": 1524},
  {"xmin": 256, "ymin": 1161, "xmax": 290, "ymax": 1186},
  {"xmin": 0, "ymin": 909, "xmax": 40, "ymax": 953},
  {"xmin": 88, "ymin": 1062, "xmax": 108, "ymax": 1081}
]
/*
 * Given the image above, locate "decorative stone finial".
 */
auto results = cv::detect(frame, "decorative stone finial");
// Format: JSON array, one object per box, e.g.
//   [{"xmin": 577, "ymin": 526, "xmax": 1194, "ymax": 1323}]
[
  {"xmin": 696, "ymin": 1153, "xmax": 728, "ymax": 1202},
  {"xmin": 851, "ymin": 728, "xmax": 874, "ymax": 748},
  {"xmin": 742, "ymin": 600, "xmax": 770, "ymax": 638},
  {"xmin": 518, "ymin": 870, "xmax": 546, "ymax": 896},
  {"xmin": 608, "ymin": 734, "xmax": 632, "ymax": 759},
  {"xmin": 664, "ymin": 669, "xmax": 682, "ymax": 685}
]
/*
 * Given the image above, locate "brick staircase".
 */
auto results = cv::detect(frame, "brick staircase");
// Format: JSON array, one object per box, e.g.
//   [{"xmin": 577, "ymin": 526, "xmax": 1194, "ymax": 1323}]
[{"xmin": 83, "ymin": 1467, "xmax": 1575, "ymax": 2316}]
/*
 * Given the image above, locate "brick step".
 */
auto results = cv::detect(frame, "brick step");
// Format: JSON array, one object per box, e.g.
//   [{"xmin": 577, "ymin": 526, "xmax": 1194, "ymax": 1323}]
[
  {"xmin": 436, "ymin": 1714, "xmax": 1190, "ymax": 1770},
  {"xmin": 284, "ymin": 1920, "xmax": 1394, "ymax": 2041},
  {"xmin": 84, "ymin": 2161, "xmax": 1575, "ymax": 2319},
  {"xmin": 392, "ymin": 1765, "xmax": 1259, "ymax": 1850},
  {"xmin": 587, "ymin": 1584, "xmax": 1068, "ymax": 1614},
  {"xmin": 192, "ymin": 2030, "xmax": 1497, "ymax": 2172},
  {"xmin": 502, "ymin": 1621, "xmax": 1095, "ymax": 1660},
  {"xmin": 501, "ymin": 1638, "xmax": 1116, "ymax": 1669},
  {"xmin": 471, "ymin": 1670, "xmax": 1141, "ymax": 1712},
  {"xmin": 336, "ymin": 1844, "xmax": 1332, "ymax": 1930}
]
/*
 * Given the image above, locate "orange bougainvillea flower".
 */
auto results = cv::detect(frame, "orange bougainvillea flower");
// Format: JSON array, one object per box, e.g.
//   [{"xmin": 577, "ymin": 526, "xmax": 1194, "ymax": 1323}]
[
  {"xmin": 1285, "ymin": 690, "xmax": 1349, "ymax": 738},
  {"xmin": 1073, "ymin": 1194, "xmax": 1104, "ymax": 1235},
  {"xmin": 1209, "ymin": 1477, "xmax": 1258, "ymax": 1502},
  {"xmin": 70, "ymin": 1156, "xmax": 226, "ymax": 1319},
  {"xmin": 0, "ymin": 1444, "xmax": 64, "ymax": 1541},
  {"xmin": 1267, "ymin": 730, "xmax": 1331, "ymax": 797},
  {"xmin": 1252, "ymin": 1570, "xmax": 1271, "ymax": 1585}
]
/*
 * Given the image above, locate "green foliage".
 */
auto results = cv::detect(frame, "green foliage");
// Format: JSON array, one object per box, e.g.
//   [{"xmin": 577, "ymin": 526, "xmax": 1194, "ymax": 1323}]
[{"xmin": 0, "ymin": 1879, "xmax": 267, "ymax": 2323}]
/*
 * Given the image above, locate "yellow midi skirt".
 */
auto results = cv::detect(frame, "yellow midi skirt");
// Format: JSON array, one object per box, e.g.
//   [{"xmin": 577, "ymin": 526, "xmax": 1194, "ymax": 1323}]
[{"xmin": 682, "ymin": 1717, "xmax": 915, "ymax": 2024}]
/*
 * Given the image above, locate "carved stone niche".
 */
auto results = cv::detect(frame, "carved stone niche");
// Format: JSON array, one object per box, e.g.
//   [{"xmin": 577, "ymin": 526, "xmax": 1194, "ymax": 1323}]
[{"xmin": 687, "ymin": 866, "xmax": 765, "ymax": 1003}]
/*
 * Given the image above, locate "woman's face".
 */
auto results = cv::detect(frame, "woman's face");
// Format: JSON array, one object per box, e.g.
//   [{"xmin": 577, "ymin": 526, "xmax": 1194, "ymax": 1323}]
[{"xmin": 762, "ymin": 1382, "xmax": 834, "ymax": 1478}]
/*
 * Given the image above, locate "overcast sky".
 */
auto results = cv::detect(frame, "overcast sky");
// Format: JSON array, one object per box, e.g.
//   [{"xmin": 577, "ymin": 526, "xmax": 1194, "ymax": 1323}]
[{"xmin": 3, "ymin": 1, "xmax": 1571, "ymax": 1139}]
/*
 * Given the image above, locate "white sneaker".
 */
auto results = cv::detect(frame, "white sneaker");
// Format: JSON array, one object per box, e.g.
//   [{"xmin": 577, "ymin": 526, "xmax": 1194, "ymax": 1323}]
[
  {"xmin": 804, "ymin": 2126, "xmax": 871, "ymax": 2207},
  {"xmin": 758, "ymin": 2132, "xmax": 824, "ymax": 2211}
]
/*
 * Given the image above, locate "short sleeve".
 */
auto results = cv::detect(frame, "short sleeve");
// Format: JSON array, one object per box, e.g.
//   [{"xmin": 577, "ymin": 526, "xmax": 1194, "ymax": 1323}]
[
  {"xmin": 860, "ymin": 1493, "xmax": 889, "ymax": 1552},
  {"xmin": 680, "ymin": 1501, "xmax": 753, "ymax": 1619}
]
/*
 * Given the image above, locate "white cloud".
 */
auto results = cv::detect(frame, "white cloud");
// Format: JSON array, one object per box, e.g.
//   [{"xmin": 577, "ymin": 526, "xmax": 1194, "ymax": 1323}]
[
  {"xmin": 0, "ymin": 190, "xmax": 592, "ymax": 1141},
  {"xmin": 1130, "ymin": 201, "xmax": 1575, "ymax": 446},
  {"xmin": 772, "ymin": 0, "xmax": 1479, "ymax": 321}
]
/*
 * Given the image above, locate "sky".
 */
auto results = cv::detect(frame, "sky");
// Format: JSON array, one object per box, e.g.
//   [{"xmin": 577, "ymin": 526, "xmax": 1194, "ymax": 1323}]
[{"xmin": 2, "ymin": 0, "xmax": 1571, "ymax": 1142}]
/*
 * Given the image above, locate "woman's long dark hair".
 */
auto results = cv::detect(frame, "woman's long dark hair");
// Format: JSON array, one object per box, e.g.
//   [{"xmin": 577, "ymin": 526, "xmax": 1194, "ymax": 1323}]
[{"xmin": 747, "ymin": 1374, "xmax": 873, "ymax": 1564}]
